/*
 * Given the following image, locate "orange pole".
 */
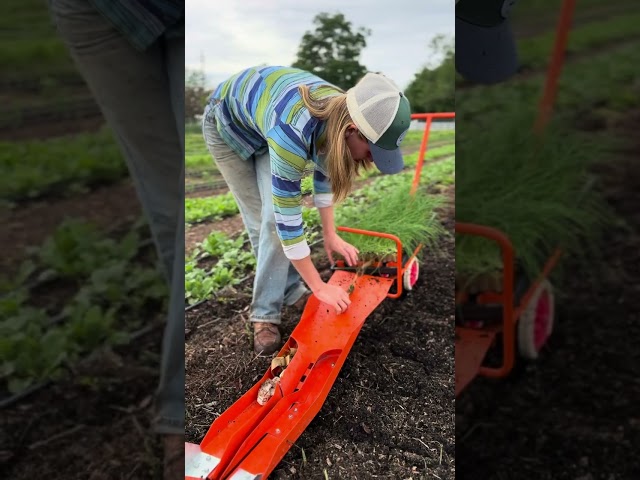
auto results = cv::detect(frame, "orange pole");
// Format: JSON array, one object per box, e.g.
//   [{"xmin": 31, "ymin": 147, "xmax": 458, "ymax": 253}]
[
  {"xmin": 409, "ymin": 112, "xmax": 455, "ymax": 196},
  {"xmin": 534, "ymin": 0, "xmax": 577, "ymax": 133}
]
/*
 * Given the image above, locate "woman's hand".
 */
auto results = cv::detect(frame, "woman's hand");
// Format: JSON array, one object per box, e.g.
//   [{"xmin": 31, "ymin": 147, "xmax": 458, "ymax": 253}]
[
  {"xmin": 324, "ymin": 232, "xmax": 359, "ymax": 267},
  {"xmin": 314, "ymin": 283, "xmax": 352, "ymax": 314}
]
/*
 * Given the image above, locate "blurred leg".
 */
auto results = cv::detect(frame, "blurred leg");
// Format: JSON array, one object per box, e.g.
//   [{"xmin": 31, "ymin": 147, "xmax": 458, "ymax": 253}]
[{"xmin": 48, "ymin": 0, "xmax": 185, "ymax": 472}]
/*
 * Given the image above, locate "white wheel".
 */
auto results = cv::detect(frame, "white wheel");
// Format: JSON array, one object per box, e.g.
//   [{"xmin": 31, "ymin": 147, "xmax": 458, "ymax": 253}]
[
  {"xmin": 403, "ymin": 257, "xmax": 420, "ymax": 291},
  {"xmin": 517, "ymin": 279, "xmax": 555, "ymax": 360}
]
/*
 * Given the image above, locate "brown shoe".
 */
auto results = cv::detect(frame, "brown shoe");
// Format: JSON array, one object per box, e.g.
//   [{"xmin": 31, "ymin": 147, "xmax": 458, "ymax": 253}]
[
  {"xmin": 162, "ymin": 434, "xmax": 184, "ymax": 480},
  {"xmin": 253, "ymin": 322, "xmax": 281, "ymax": 355}
]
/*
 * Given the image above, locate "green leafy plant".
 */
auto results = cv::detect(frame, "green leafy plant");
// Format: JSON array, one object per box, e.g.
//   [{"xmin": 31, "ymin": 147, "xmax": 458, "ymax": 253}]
[
  {"xmin": 185, "ymin": 193, "xmax": 239, "ymax": 224},
  {"xmin": 35, "ymin": 219, "xmax": 140, "ymax": 279}
]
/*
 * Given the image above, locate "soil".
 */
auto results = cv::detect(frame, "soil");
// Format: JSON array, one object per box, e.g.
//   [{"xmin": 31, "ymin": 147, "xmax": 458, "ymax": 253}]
[
  {"xmin": 185, "ymin": 201, "xmax": 456, "ymax": 479},
  {"xmin": 1, "ymin": 319, "xmax": 167, "ymax": 480},
  {"xmin": 454, "ymin": 112, "xmax": 640, "ymax": 480},
  {"xmin": 2, "ymin": 179, "xmax": 140, "ymax": 273}
]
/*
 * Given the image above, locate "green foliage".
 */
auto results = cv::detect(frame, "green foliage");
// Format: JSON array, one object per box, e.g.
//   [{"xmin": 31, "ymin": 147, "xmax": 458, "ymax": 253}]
[
  {"xmin": 516, "ymin": 14, "xmax": 640, "ymax": 71},
  {"xmin": 405, "ymin": 35, "xmax": 454, "ymax": 113},
  {"xmin": 185, "ymin": 193, "xmax": 239, "ymax": 224},
  {"xmin": 291, "ymin": 12, "xmax": 371, "ymax": 90},
  {"xmin": 36, "ymin": 219, "xmax": 139, "ymax": 278},
  {"xmin": 456, "ymin": 41, "xmax": 640, "ymax": 126},
  {"xmin": 183, "ymin": 132, "xmax": 455, "ymax": 304},
  {"xmin": 185, "ymin": 231, "xmax": 256, "ymax": 305},
  {"xmin": 336, "ymin": 175, "xmax": 447, "ymax": 258},
  {"xmin": 1, "ymin": 220, "xmax": 167, "ymax": 394},
  {"xmin": 301, "ymin": 175, "xmax": 313, "ymax": 195},
  {"xmin": 0, "ymin": 128, "xmax": 126, "ymax": 201}
]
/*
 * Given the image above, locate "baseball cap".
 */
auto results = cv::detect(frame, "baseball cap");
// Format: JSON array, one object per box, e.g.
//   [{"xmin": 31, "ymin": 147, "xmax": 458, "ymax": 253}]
[
  {"xmin": 456, "ymin": 0, "xmax": 519, "ymax": 84},
  {"xmin": 346, "ymin": 72, "xmax": 411, "ymax": 174}
]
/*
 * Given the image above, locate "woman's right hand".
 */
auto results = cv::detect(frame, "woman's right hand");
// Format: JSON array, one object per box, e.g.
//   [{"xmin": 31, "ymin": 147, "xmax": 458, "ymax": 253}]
[{"xmin": 313, "ymin": 283, "xmax": 351, "ymax": 314}]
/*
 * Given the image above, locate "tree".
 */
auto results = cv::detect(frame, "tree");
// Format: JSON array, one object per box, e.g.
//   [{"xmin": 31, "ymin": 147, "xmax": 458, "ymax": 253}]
[
  {"xmin": 405, "ymin": 35, "xmax": 455, "ymax": 113},
  {"xmin": 185, "ymin": 58, "xmax": 209, "ymax": 122},
  {"xmin": 292, "ymin": 12, "xmax": 371, "ymax": 90}
]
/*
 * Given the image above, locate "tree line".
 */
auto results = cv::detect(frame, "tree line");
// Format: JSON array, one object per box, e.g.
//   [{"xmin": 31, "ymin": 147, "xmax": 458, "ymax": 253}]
[{"xmin": 185, "ymin": 12, "xmax": 454, "ymax": 121}]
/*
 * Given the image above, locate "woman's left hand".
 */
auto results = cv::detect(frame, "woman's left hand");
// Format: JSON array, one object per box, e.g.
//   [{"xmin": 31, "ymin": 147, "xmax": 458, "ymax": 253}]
[{"xmin": 324, "ymin": 232, "xmax": 359, "ymax": 267}]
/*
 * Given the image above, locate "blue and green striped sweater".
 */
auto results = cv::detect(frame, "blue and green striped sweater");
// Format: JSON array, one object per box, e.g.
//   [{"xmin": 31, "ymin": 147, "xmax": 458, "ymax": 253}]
[{"xmin": 208, "ymin": 66, "xmax": 342, "ymax": 260}]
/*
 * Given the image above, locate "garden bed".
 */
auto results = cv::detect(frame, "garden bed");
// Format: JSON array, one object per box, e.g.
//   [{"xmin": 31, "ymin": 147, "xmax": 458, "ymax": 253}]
[{"xmin": 185, "ymin": 190, "xmax": 456, "ymax": 479}]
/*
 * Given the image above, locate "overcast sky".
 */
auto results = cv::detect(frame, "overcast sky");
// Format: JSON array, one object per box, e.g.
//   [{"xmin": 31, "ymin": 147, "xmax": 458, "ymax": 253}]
[{"xmin": 186, "ymin": 0, "xmax": 454, "ymax": 92}]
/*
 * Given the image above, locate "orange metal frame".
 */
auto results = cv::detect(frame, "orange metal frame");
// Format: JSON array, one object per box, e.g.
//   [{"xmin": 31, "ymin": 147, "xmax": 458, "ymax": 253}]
[
  {"xmin": 454, "ymin": 0, "xmax": 576, "ymax": 395},
  {"xmin": 334, "ymin": 226, "xmax": 423, "ymax": 299},
  {"xmin": 455, "ymin": 223, "xmax": 562, "ymax": 379},
  {"xmin": 410, "ymin": 112, "xmax": 456, "ymax": 196}
]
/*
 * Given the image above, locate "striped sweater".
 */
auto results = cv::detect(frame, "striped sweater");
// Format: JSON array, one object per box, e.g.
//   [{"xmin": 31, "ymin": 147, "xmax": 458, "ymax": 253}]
[{"xmin": 208, "ymin": 66, "xmax": 342, "ymax": 260}]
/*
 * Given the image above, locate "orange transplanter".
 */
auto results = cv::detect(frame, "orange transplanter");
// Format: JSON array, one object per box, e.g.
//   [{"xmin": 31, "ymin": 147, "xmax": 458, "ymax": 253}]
[
  {"xmin": 454, "ymin": 0, "xmax": 577, "ymax": 397},
  {"xmin": 185, "ymin": 111, "xmax": 454, "ymax": 480}
]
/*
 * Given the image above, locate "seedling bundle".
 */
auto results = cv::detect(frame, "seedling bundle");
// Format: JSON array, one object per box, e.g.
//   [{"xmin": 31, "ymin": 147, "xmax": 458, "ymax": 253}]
[
  {"xmin": 455, "ymin": 108, "xmax": 610, "ymax": 292},
  {"xmin": 336, "ymin": 178, "xmax": 447, "ymax": 263}
]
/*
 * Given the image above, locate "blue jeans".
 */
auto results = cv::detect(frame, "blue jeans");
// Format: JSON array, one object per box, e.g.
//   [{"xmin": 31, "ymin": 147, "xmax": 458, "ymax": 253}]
[
  {"xmin": 202, "ymin": 105, "xmax": 309, "ymax": 324},
  {"xmin": 49, "ymin": 0, "xmax": 184, "ymax": 434}
]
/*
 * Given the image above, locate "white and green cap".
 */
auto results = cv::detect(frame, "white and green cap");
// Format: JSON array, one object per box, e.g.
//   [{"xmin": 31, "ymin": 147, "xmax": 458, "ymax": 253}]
[{"xmin": 346, "ymin": 72, "xmax": 411, "ymax": 174}]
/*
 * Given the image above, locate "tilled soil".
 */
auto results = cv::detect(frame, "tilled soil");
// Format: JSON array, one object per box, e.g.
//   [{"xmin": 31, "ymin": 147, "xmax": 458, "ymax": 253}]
[
  {"xmin": 1, "ymin": 320, "xmax": 166, "ymax": 480},
  {"xmin": 454, "ymin": 114, "xmax": 640, "ymax": 480},
  {"xmin": 185, "ymin": 215, "xmax": 456, "ymax": 479}
]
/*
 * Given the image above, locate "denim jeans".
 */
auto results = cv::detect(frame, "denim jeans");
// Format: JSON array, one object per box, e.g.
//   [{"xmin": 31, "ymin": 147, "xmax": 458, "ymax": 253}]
[
  {"xmin": 202, "ymin": 105, "xmax": 309, "ymax": 324},
  {"xmin": 49, "ymin": 0, "xmax": 184, "ymax": 434}
]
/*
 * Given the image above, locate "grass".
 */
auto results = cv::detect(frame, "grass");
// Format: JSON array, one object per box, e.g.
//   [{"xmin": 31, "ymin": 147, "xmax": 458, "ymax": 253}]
[
  {"xmin": 336, "ymin": 175, "xmax": 447, "ymax": 260},
  {"xmin": 455, "ymin": 107, "xmax": 611, "ymax": 285},
  {"xmin": 185, "ymin": 193, "xmax": 239, "ymax": 224},
  {"xmin": 456, "ymin": 40, "xmax": 640, "ymax": 125},
  {"xmin": 516, "ymin": 13, "xmax": 640, "ymax": 70}
]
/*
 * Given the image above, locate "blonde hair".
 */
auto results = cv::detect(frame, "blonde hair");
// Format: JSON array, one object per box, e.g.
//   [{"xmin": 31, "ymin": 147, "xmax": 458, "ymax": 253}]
[{"xmin": 298, "ymin": 84, "xmax": 373, "ymax": 203}]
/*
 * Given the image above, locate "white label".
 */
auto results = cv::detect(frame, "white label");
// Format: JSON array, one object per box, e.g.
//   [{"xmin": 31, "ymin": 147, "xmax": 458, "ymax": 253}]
[
  {"xmin": 396, "ymin": 129, "xmax": 408, "ymax": 147},
  {"xmin": 501, "ymin": 0, "xmax": 518, "ymax": 18}
]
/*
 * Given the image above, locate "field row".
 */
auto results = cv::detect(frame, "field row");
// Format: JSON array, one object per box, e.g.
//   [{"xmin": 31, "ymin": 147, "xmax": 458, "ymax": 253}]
[
  {"xmin": 185, "ymin": 155, "xmax": 454, "ymax": 305},
  {"xmin": 1, "ymin": 218, "xmax": 167, "ymax": 398}
]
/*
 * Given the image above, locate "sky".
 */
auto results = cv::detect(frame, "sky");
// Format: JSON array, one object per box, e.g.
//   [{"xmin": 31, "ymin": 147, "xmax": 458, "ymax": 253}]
[{"xmin": 186, "ymin": 0, "xmax": 454, "ymax": 91}]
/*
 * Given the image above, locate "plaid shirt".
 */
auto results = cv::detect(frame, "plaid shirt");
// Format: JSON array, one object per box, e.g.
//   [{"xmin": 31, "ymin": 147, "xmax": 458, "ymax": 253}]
[{"xmin": 89, "ymin": 0, "xmax": 183, "ymax": 50}]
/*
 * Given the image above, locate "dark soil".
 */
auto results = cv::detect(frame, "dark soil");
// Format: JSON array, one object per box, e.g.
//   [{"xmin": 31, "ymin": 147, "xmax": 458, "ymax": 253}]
[
  {"xmin": 454, "ymin": 113, "xmax": 640, "ymax": 480},
  {"xmin": 2, "ymin": 179, "xmax": 140, "ymax": 273},
  {"xmin": 1, "ymin": 317, "xmax": 167, "ymax": 480},
  {"xmin": 185, "ymin": 209, "xmax": 456, "ymax": 479}
]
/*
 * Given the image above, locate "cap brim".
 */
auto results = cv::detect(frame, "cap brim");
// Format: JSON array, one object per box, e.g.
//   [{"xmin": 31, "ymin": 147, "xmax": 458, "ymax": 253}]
[
  {"xmin": 455, "ymin": 16, "xmax": 519, "ymax": 85},
  {"xmin": 368, "ymin": 141, "xmax": 404, "ymax": 174}
]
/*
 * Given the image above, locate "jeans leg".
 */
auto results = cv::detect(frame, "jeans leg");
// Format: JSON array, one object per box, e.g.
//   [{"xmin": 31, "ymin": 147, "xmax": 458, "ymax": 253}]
[
  {"xmin": 252, "ymin": 152, "xmax": 304, "ymax": 323},
  {"xmin": 154, "ymin": 32, "xmax": 185, "ymax": 435},
  {"xmin": 203, "ymin": 119, "xmax": 302, "ymax": 324},
  {"xmin": 202, "ymin": 117, "xmax": 262, "ymax": 255},
  {"xmin": 49, "ymin": 0, "xmax": 182, "ymax": 284},
  {"xmin": 49, "ymin": 0, "xmax": 184, "ymax": 434}
]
